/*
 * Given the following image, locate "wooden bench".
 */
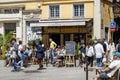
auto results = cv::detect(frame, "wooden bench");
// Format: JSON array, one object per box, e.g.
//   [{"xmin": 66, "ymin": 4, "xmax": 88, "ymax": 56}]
[{"xmin": 103, "ymin": 62, "xmax": 110, "ymax": 66}]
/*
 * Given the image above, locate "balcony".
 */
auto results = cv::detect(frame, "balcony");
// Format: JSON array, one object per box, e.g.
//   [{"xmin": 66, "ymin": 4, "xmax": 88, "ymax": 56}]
[{"xmin": 0, "ymin": 13, "xmax": 22, "ymax": 21}]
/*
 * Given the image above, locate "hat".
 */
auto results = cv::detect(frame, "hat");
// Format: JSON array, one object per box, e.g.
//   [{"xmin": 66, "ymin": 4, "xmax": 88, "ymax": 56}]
[{"xmin": 114, "ymin": 52, "xmax": 120, "ymax": 57}]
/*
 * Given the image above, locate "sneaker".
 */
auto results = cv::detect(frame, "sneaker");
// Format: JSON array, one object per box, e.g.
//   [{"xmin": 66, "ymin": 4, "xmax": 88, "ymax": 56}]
[
  {"xmin": 11, "ymin": 70, "xmax": 18, "ymax": 72},
  {"xmin": 21, "ymin": 67, "xmax": 25, "ymax": 69}
]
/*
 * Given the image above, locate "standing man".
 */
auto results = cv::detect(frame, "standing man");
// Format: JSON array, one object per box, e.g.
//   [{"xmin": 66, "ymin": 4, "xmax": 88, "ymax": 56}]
[
  {"xmin": 94, "ymin": 39, "xmax": 105, "ymax": 67},
  {"xmin": 49, "ymin": 38, "xmax": 57, "ymax": 64}
]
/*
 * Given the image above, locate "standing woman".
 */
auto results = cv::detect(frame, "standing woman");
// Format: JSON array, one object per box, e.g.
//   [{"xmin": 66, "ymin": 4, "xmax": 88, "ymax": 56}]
[
  {"xmin": 80, "ymin": 44, "xmax": 86, "ymax": 63},
  {"xmin": 35, "ymin": 41, "xmax": 44, "ymax": 70},
  {"xmin": 86, "ymin": 43, "xmax": 94, "ymax": 67},
  {"xmin": 108, "ymin": 39, "xmax": 115, "ymax": 62}
]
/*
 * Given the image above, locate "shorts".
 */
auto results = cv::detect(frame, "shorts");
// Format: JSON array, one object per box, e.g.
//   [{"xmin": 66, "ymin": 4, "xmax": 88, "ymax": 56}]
[{"xmin": 100, "ymin": 72, "xmax": 109, "ymax": 79}]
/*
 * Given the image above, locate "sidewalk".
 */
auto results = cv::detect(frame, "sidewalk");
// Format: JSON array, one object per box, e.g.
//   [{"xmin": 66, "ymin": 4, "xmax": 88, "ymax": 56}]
[{"xmin": 0, "ymin": 64, "xmax": 96, "ymax": 80}]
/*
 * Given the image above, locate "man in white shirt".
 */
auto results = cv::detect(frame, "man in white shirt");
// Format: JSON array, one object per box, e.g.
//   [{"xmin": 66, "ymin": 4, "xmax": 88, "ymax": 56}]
[
  {"xmin": 94, "ymin": 39, "xmax": 105, "ymax": 67},
  {"xmin": 18, "ymin": 41, "xmax": 25, "ymax": 68},
  {"xmin": 94, "ymin": 52, "xmax": 120, "ymax": 80}
]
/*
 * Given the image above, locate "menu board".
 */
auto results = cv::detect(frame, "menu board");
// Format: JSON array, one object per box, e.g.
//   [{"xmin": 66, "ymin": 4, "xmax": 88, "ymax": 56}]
[{"xmin": 65, "ymin": 41, "xmax": 75, "ymax": 55}]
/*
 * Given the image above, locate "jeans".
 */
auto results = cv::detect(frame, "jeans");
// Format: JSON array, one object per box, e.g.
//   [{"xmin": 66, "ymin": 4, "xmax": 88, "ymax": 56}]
[
  {"xmin": 50, "ymin": 49, "xmax": 55, "ymax": 64},
  {"xmin": 18, "ymin": 52, "xmax": 25, "ymax": 67},
  {"xmin": 12, "ymin": 58, "xmax": 20, "ymax": 71},
  {"xmin": 96, "ymin": 57, "xmax": 103, "ymax": 67}
]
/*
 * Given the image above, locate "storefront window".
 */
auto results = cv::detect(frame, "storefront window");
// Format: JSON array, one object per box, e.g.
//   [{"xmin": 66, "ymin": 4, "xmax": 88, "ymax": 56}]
[{"xmin": 4, "ymin": 23, "xmax": 16, "ymax": 34}]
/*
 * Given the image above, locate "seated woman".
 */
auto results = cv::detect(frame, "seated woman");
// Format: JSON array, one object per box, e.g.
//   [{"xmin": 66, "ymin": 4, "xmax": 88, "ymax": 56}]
[{"xmin": 57, "ymin": 46, "xmax": 66, "ymax": 60}]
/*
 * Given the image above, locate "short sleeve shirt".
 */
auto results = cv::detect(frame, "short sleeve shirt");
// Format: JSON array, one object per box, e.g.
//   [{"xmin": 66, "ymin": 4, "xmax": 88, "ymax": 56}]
[
  {"xmin": 50, "ymin": 41, "xmax": 56, "ymax": 49},
  {"xmin": 107, "ymin": 60, "xmax": 120, "ymax": 77},
  {"xmin": 94, "ymin": 43, "xmax": 104, "ymax": 58}
]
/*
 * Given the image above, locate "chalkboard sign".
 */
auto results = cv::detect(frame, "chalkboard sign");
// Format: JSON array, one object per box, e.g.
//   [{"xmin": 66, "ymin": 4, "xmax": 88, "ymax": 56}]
[{"xmin": 65, "ymin": 41, "xmax": 76, "ymax": 55}]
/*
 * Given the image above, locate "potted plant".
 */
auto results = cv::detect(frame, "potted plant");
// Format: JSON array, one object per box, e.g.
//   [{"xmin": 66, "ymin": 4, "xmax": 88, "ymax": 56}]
[{"xmin": 0, "ymin": 32, "xmax": 13, "ymax": 67}]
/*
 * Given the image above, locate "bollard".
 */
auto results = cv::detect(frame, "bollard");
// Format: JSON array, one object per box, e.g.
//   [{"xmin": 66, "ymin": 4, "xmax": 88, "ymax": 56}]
[
  {"xmin": 86, "ymin": 63, "xmax": 88, "ymax": 80},
  {"xmin": 45, "ymin": 51, "xmax": 48, "ymax": 67}
]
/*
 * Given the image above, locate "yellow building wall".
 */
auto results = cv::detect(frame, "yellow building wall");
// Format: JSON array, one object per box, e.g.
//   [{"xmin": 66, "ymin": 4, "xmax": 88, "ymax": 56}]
[
  {"xmin": 41, "ymin": 0, "xmax": 94, "ymax": 20},
  {"xmin": 42, "ymin": 0, "xmax": 93, "ymax": 4},
  {"xmin": 41, "ymin": 5, "xmax": 49, "ymax": 20},
  {"xmin": 103, "ymin": 0, "xmax": 112, "ymax": 27},
  {"xmin": 85, "ymin": 3, "xmax": 94, "ymax": 18},
  {"xmin": 60, "ymin": 4, "xmax": 72, "ymax": 19}
]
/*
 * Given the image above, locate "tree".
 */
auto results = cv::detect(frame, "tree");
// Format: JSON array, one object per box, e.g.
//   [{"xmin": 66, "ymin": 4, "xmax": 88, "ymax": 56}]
[{"xmin": 0, "ymin": 32, "xmax": 14, "ymax": 60}]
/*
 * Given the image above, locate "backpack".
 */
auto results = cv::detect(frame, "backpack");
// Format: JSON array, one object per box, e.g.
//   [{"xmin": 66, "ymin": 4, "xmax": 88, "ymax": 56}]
[
  {"xmin": 103, "ymin": 43, "xmax": 107, "ymax": 52},
  {"xmin": 118, "ymin": 44, "xmax": 120, "ymax": 52},
  {"xmin": 14, "ymin": 44, "xmax": 18, "ymax": 52}
]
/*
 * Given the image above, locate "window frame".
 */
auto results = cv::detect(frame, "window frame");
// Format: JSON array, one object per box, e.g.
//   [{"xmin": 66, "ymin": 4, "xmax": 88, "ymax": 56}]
[
  {"xmin": 73, "ymin": 4, "xmax": 85, "ymax": 18},
  {"xmin": 49, "ymin": 5, "xmax": 60, "ymax": 19}
]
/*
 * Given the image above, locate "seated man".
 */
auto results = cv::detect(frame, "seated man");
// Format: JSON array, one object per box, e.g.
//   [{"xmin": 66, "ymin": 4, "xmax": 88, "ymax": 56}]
[{"xmin": 94, "ymin": 52, "xmax": 120, "ymax": 80}]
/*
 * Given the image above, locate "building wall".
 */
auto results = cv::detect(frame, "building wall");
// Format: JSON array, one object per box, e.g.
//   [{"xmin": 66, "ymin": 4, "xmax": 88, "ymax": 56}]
[
  {"xmin": 41, "ymin": 0, "xmax": 94, "ymax": 20},
  {"xmin": 0, "ymin": 0, "xmax": 41, "ymax": 44},
  {"xmin": 103, "ymin": 0, "xmax": 113, "ymax": 39}
]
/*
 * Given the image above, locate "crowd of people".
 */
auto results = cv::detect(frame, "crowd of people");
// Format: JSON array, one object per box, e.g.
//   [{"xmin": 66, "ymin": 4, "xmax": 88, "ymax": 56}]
[
  {"xmin": 4, "ymin": 38, "xmax": 66, "ymax": 72},
  {"xmin": 76, "ymin": 38, "xmax": 120, "ymax": 80},
  {"xmin": 75, "ymin": 38, "xmax": 119, "ymax": 67},
  {"xmin": 1, "ymin": 37, "xmax": 120, "ymax": 79},
  {"xmin": 5, "ymin": 39, "xmax": 45, "ymax": 71}
]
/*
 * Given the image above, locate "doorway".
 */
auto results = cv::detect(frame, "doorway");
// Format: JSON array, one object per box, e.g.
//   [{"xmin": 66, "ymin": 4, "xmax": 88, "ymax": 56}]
[
  {"xmin": 49, "ymin": 34, "xmax": 60, "ymax": 46},
  {"xmin": 64, "ymin": 34, "xmax": 70, "ymax": 45},
  {"xmin": 74, "ymin": 33, "xmax": 86, "ymax": 44}
]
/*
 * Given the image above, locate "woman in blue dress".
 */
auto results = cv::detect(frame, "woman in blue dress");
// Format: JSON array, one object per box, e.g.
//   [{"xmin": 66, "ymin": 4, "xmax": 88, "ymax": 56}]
[{"xmin": 35, "ymin": 41, "xmax": 44, "ymax": 70}]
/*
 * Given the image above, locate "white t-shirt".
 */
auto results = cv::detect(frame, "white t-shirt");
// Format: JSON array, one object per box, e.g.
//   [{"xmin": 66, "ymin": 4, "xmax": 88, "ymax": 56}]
[
  {"xmin": 94, "ymin": 43, "xmax": 104, "ymax": 58},
  {"xmin": 18, "ymin": 45, "xmax": 23, "ymax": 53},
  {"xmin": 86, "ymin": 46, "xmax": 94, "ymax": 57},
  {"xmin": 107, "ymin": 60, "xmax": 120, "ymax": 77}
]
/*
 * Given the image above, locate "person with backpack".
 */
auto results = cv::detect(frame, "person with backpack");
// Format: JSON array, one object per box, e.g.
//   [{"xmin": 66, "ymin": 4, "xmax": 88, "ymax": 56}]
[
  {"xmin": 116, "ymin": 40, "xmax": 120, "ymax": 53},
  {"xmin": 11, "ymin": 39, "xmax": 18, "ymax": 53}
]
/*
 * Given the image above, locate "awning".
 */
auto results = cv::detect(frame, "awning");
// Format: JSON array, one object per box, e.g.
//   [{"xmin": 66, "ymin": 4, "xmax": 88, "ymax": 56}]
[{"xmin": 30, "ymin": 18, "xmax": 92, "ymax": 27}]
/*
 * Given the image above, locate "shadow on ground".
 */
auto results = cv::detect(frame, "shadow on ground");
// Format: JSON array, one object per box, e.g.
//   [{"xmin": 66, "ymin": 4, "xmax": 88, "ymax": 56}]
[{"xmin": 23, "ymin": 70, "xmax": 40, "ymax": 73}]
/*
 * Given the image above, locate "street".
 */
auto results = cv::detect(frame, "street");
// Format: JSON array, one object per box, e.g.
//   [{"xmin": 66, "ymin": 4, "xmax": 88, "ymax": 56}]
[{"xmin": 0, "ymin": 64, "xmax": 96, "ymax": 80}]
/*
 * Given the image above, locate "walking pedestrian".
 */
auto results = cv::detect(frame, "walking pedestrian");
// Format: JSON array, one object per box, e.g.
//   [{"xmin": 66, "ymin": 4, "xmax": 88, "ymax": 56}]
[
  {"xmin": 18, "ymin": 41, "xmax": 25, "ymax": 69},
  {"xmin": 35, "ymin": 40, "xmax": 44, "ymax": 70},
  {"xmin": 86, "ymin": 43, "xmax": 94, "ymax": 67},
  {"xmin": 49, "ymin": 38, "xmax": 57, "ymax": 65},
  {"xmin": 94, "ymin": 39, "xmax": 105, "ymax": 67}
]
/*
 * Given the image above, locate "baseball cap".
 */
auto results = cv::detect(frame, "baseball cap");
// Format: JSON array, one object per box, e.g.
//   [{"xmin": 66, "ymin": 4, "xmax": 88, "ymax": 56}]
[{"xmin": 114, "ymin": 52, "xmax": 120, "ymax": 57}]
